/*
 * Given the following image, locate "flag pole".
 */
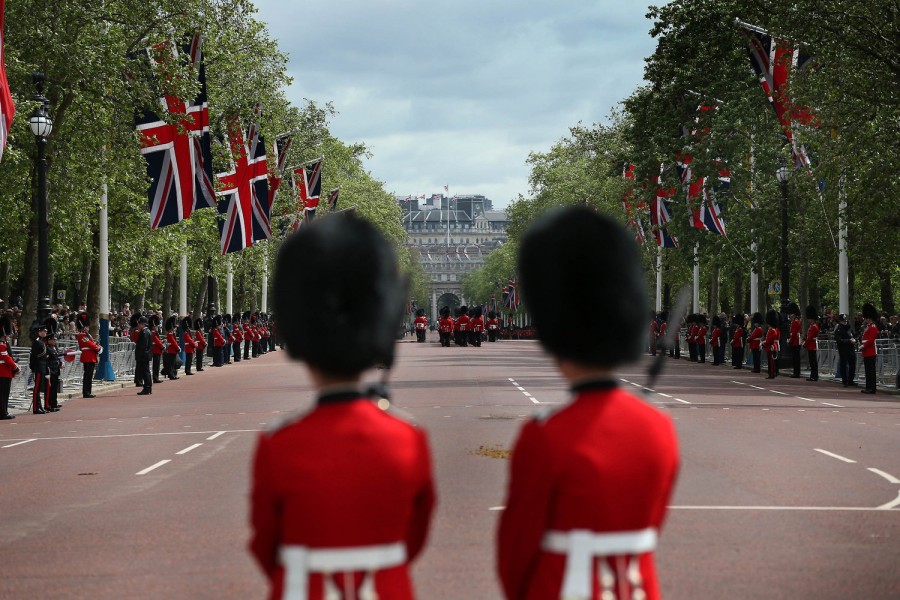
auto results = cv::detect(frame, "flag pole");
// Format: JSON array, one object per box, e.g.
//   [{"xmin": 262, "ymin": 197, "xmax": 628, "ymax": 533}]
[
  {"xmin": 693, "ymin": 243, "xmax": 700, "ymax": 313},
  {"xmin": 656, "ymin": 245, "xmax": 662, "ymax": 312},
  {"xmin": 96, "ymin": 181, "xmax": 115, "ymax": 381},
  {"xmin": 261, "ymin": 251, "xmax": 268, "ymax": 313},
  {"xmin": 180, "ymin": 247, "xmax": 188, "ymax": 315},
  {"xmin": 226, "ymin": 255, "xmax": 233, "ymax": 316},
  {"xmin": 838, "ymin": 179, "xmax": 849, "ymax": 315}
]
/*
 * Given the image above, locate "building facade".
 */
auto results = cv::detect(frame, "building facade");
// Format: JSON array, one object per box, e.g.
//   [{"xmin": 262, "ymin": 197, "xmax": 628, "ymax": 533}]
[{"xmin": 399, "ymin": 194, "xmax": 508, "ymax": 319}]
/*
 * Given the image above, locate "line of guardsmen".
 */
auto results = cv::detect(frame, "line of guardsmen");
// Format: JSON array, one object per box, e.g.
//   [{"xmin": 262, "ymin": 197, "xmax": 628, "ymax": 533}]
[
  {"xmin": 648, "ymin": 301, "xmax": 881, "ymax": 393},
  {"xmin": 128, "ymin": 310, "xmax": 278, "ymax": 395},
  {"xmin": 431, "ymin": 305, "xmax": 501, "ymax": 347}
]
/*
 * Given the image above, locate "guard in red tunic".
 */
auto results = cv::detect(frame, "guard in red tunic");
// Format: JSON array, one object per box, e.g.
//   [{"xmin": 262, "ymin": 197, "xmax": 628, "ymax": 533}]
[
  {"xmin": 438, "ymin": 307, "xmax": 453, "ymax": 347},
  {"xmin": 414, "ymin": 309, "xmax": 428, "ymax": 343},
  {"xmin": 231, "ymin": 319, "xmax": 243, "ymax": 362},
  {"xmin": 130, "ymin": 314, "xmax": 145, "ymax": 387},
  {"xmin": 747, "ymin": 313, "xmax": 764, "ymax": 373},
  {"xmin": 685, "ymin": 314, "xmax": 697, "ymax": 361},
  {"xmin": 486, "ymin": 310, "xmax": 500, "ymax": 342},
  {"xmin": 193, "ymin": 318, "xmax": 207, "ymax": 372},
  {"xmin": 164, "ymin": 315, "xmax": 181, "ymax": 380},
  {"xmin": 252, "ymin": 213, "xmax": 436, "ymax": 600},
  {"xmin": 787, "ymin": 303, "xmax": 802, "ymax": 378},
  {"xmin": 0, "ymin": 316, "xmax": 20, "ymax": 420},
  {"xmin": 242, "ymin": 312, "xmax": 253, "ymax": 360},
  {"xmin": 469, "ymin": 306, "xmax": 485, "ymax": 347},
  {"xmin": 731, "ymin": 314, "xmax": 745, "ymax": 369},
  {"xmin": 696, "ymin": 314, "xmax": 708, "ymax": 363},
  {"xmin": 859, "ymin": 303, "xmax": 879, "ymax": 394},
  {"xmin": 211, "ymin": 316, "xmax": 226, "ymax": 367},
  {"xmin": 763, "ymin": 310, "xmax": 780, "ymax": 379},
  {"xmin": 710, "ymin": 315, "xmax": 722, "ymax": 366},
  {"xmin": 181, "ymin": 317, "xmax": 196, "ymax": 375},
  {"xmin": 75, "ymin": 311, "xmax": 101, "ymax": 398},
  {"xmin": 499, "ymin": 207, "xmax": 679, "ymax": 600},
  {"xmin": 150, "ymin": 315, "xmax": 165, "ymax": 382},
  {"xmin": 802, "ymin": 306, "xmax": 819, "ymax": 381},
  {"xmin": 649, "ymin": 312, "xmax": 658, "ymax": 356},
  {"xmin": 456, "ymin": 306, "xmax": 470, "ymax": 347}
]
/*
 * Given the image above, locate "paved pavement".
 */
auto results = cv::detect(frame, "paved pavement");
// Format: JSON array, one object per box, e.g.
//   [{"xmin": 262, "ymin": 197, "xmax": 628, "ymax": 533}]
[{"xmin": 1, "ymin": 335, "xmax": 898, "ymax": 599}]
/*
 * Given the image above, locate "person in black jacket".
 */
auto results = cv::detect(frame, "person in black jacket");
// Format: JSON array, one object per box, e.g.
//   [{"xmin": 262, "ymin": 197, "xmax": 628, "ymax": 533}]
[
  {"xmin": 833, "ymin": 313, "xmax": 857, "ymax": 387},
  {"xmin": 45, "ymin": 333, "xmax": 62, "ymax": 411},
  {"xmin": 29, "ymin": 323, "xmax": 50, "ymax": 414},
  {"xmin": 134, "ymin": 317, "xmax": 153, "ymax": 395}
]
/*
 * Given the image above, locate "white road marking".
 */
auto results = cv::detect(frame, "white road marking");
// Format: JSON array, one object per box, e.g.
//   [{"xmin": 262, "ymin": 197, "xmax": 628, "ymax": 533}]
[
  {"xmin": 877, "ymin": 491, "xmax": 900, "ymax": 510},
  {"xmin": 176, "ymin": 443, "xmax": 203, "ymax": 455},
  {"xmin": 797, "ymin": 397, "xmax": 815, "ymax": 402},
  {"xmin": 2, "ymin": 439, "xmax": 36, "ymax": 448},
  {"xmin": 516, "ymin": 386, "xmax": 525, "ymax": 391},
  {"xmin": 658, "ymin": 393, "xmax": 672, "ymax": 398},
  {"xmin": 630, "ymin": 382, "xmax": 642, "ymax": 387},
  {"xmin": 674, "ymin": 398, "xmax": 692, "ymax": 405},
  {"xmin": 822, "ymin": 402, "xmax": 844, "ymax": 408},
  {"xmin": 644, "ymin": 388, "xmax": 655, "ymax": 393},
  {"xmin": 868, "ymin": 468, "xmax": 900, "ymax": 485},
  {"xmin": 508, "ymin": 378, "xmax": 515, "ymax": 382},
  {"xmin": 815, "ymin": 448, "xmax": 856, "ymax": 463},
  {"xmin": 206, "ymin": 431, "xmax": 226, "ymax": 440},
  {"xmin": 489, "ymin": 506, "xmax": 506, "ymax": 511},
  {"xmin": 136, "ymin": 459, "xmax": 171, "ymax": 475},
  {"xmin": 749, "ymin": 385, "xmax": 764, "ymax": 390},
  {"xmin": 771, "ymin": 390, "xmax": 789, "ymax": 396},
  {"xmin": 522, "ymin": 392, "xmax": 532, "ymax": 397}
]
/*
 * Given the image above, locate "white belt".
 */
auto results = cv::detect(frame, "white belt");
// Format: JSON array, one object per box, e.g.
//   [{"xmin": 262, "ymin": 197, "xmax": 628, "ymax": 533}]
[
  {"xmin": 542, "ymin": 528, "xmax": 657, "ymax": 600},
  {"xmin": 280, "ymin": 542, "xmax": 406, "ymax": 600}
]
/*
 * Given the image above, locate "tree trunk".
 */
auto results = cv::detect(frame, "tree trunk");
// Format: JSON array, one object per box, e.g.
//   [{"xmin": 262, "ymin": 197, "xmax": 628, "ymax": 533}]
[
  {"xmin": 192, "ymin": 276, "xmax": 208, "ymax": 318},
  {"xmin": 0, "ymin": 261, "xmax": 9, "ymax": 304},
  {"xmin": 207, "ymin": 273, "xmax": 219, "ymax": 315},
  {"xmin": 133, "ymin": 292, "xmax": 145, "ymax": 314},
  {"xmin": 23, "ymin": 199, "xmax": 38, "ymax": 331},
  {"xmin": 162, "ymin": 259, "xmax": 174, "ymax": 320},
  {"xmin": 88, "ymin": 227, "xmax": 101, "ymax": 336},
  {"xmin": 150, "ymin": 274, "xmax": 161, "ymax": 308},
  {"xmin": 878, "ymin": 269, "xmax": 894, "ymax": 315},
  {"xmin": 709, "ymin": 263, "xmax": 720, "ymax": 315},
  {"xmin": 733, "ymin": 271, "xmax": 743, "ymax": 315},
  {"xmin": 78, "ymin": 256, "xmax": 92, "ymax": 310}
]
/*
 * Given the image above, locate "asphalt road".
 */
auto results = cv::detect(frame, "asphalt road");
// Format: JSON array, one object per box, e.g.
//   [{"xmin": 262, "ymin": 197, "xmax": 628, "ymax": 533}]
[{"xmin": 1, "ymin": 334, "xmax": 898, "ymax": 599}]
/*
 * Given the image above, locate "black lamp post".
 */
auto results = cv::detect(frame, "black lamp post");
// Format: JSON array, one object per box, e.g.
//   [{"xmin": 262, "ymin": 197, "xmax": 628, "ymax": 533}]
[
  {"xmin": 775, "ymin": 164, "xmax": 791, "ymax": 312},
  {"xmin": 29, "ymin": 72, "xmax": 53, "ymax": 331}
]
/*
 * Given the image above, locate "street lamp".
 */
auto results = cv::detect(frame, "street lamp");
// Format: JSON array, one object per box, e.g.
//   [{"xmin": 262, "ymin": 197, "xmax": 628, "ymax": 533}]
[
  {"xmin": 29, "ymin": 72, "xmax": 53, "ymax": 332},
  {"xmin": 775, "ymin": 164, "xmax": 790, "ymax": 313}
]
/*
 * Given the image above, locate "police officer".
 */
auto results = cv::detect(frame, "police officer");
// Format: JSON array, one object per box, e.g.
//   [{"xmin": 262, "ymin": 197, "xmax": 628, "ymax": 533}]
[
  {"xmin": 45, "ymin": 332, "xmax": 62, "ymax": 411},
  {"xmin": 251, "ymin": 213, "xmax": 435, "ymax": 600},
  {"xmin": 134, "ymin": 317, "xmax": 153, "ymax": 395},
  {"xmin": 499, "ymin": 207, "xmax": 678, "ymax": 600},
  {"xmin": 834, "ymin": 313, "xmax": 857, "ymax": 386},
  {"xmin": 30, "ymin": 321, "xmax": 51, "ymax": 414}
]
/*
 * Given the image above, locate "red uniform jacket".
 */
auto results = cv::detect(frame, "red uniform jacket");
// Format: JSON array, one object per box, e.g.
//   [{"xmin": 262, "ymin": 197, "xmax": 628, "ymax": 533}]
[
  {"xmin": 789, "ymin": 319, "xmax": 801, "ymax": 347},
  {"xmin": 804, "ymin": 323, "xmax": 819, "ymax": 351},
  {"xmin": 688, "ymin": 324, "xmax": 698, "ymax": 344},
  {"xmin": 697, "ymin": 325, "xmax": 707, "ymax": 346},
  {"xmin": 732, "ymin": 326, "xmax": 744, "ymax": 348},
  {"xmin": 471, "ymin": 316, "xmax": 485, "ymax": 333},
  {"xmin": 498, "ymin": 384, "xmax": 679, "ymax": 600},
  {"xmin": 130, "ymin": 330, "xmax": 139, "ymax": 344},
  {"xmin": 487, "ymin": 318, "xmax": 500, "ymax": 331},
  {"xmin": 194, "ymin": 330, "xmax": 207, "ymax": 350},
  {"xmin": 233, "ymin": 327, "xmax": 244, "ymax": 343},
  {"xmin": 250, "ymin": 396, "xmax": 436, "ymax": 600},
  {"xmin": 262, "ymin": 326, "xmax": 270, "ymax": 339},
  {"xmin": 212, "ymin": 328, "xmax": 226, "ymax": 347},
  {"xmin": 182, "ymin": 332, "xmax": 196, "ymax": 354},
  {"xmin": 0, "ymin": 340, "xmax": 19, "ymax": 378},
  {"xmin": 151, "ymin": 332, "xmax": 165, "ymax": 355},
  {"xmin": 748, "ymin": 326, "xmax": 763, "ymax": 350},
  {"xmin": 457, "ymin": 315, "xmax": 470, "ymax": 332},
  {"xmin": 710, "ymin": 326, "xmax": 721, "ymax": 348},
  {"xmin": 166, "ymin": 332, "xmax": 181, "ymax": 354},
  {"xmin": 439, "ymin": 317, "xmax": 454, "ymax": 334},
  {"xmin": 659, "ymin": 322, "xmax": 668, "ymax": 339},
  {"xmin": 764, "ymin": 328, "xmax": 780, "ymax": 353},
  {"xmin": 860, "ymin": 324, "xmax": 878, "ymax": 358},
  {"xmin": 76, "ymin": 331, "xmax": 101, "ymax": 363},
  {"xmin": 414, "ymin": 316, "xmax": 428, "ymax": 330}
]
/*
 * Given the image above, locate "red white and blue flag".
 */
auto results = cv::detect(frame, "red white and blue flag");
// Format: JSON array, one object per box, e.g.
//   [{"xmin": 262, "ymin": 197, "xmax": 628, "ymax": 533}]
[
  {"xmin": 302, "ymin": 158, "xmax": 323, "ymax": 221},
  {"xmin": 621, "ymin": 163, "xmax": 647, "ymax": 246},
  {"xmin": 651, "ymin": 168, "xmax": 679, "ymax": 248},
  {"xmin": 503, "ymin": 280, "xmax": 520, "ymax": 310},
  {"xmin": 137, "ymin": 35, "xmax": 215, "ymax": 229},
  {"xmin": 740, "ymin": 22, "xmax": 815, "ymax": 169},
  {"xmin": 0, "ymin": 0, "xmax": 14, "ymax": 163},
  {"xmin": 216, "ymin": 104, "xmax": 269, "ymax": 254},
  {"xmin": 267, "ymin": 133, "xmax": 292, "ymax": 209},
  {"xmin": 327, "ymin": 187, "xmax": 340, "ymax": 211}
]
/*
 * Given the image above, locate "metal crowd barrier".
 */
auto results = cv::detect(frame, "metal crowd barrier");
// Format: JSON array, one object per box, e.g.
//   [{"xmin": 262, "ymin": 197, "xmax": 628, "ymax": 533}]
[{"xmin": 7, "ymin": 339, "xmax": 137, "ymax": 411}]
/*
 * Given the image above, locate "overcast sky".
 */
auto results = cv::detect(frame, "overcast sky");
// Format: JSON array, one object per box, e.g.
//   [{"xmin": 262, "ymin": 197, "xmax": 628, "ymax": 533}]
[{"xmin": 252, "ymin": 0, "xmax": 660, "ymax": 209}]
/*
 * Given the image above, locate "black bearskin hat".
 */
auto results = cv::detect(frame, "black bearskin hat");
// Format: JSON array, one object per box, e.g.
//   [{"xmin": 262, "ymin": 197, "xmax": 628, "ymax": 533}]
[
  {"xmin": 250, "ymin": 313, "xmax": 257, "ymax": 324},
  {"xmin": 711, "ymin": 315, "xmax": 721, "ymax": 328},
  {"xmin": 472, "ymin": 306, "xmax": 483, "ymax": 319},
  {"xmin": 416, "ymin": 308, "xmax": 425, "ymax": 317},
  {"xmin": 487, "ymin": 310, "xmax": 496, "ymax": 319},
  {"xmin": 44, "ymin": 316, "xmax": 59, "ymax": 335},
  {"xmin": 659, "ymin": 311, "xmax": 668, "ymax": 322},
  {"xmin": 130, "ymin": 313, "xmax": 141, "ymax": 329},
  {"xmin": 181, "ymin": 317, "xmax": 192, "ymax": 331},
  {"xmin": 274, "ymin": 213, "xmax": 407, "ymax": 375},
  {"xmin": 787, "ymin": 302, "xmax": 801, "ymax": 317},
  {"xmin": 149, "ymin": 314, "xmax": 160, "ymax": 328},
  {"xmin": 441, "ymin": 306, "xmax": 450, "ymax": 318},
  {"xmin": 260, "ymin": 313, "xmax": 268, "ymax": 322},
  {"xmin": 805, "ymin": 305, "xmax": 818, "ymax": 320},
  {"xmin": 242, "ymin": 311, "xmax": 251, "ymax": 323},
  {"xmin": 224, "ymin": 313, "xmax": 232, "ymax": 325},
  {"xmin": 519, "ymin": 206, "xmax": 646, "ymax": 367},
  {"xmin": 0, "ymin": 315, "xmax": 11, "ymax": 337},
  {"xmin": 686, "ymin": 314, "xmax": 696, "ymax": 324},
  {"xmin": 194, "ymin": 318, "xmax": 203, "ymax": 330},
  {"xmin": 698, "ymin": 314, "xmax": 707, "ymax": 325},
  {"xmin": 765, "ymin": 309, "xmax": 779, "ymax": 327},
  {"xmin": 214, "ymin": 315, "xmax": 222, "ymax": 326},
  {"xmin": 733, "ymin": 314, "xmax": 744, "ymax": 323},
  {"xmin": 862, "ymin": 303, "xmax": 878, "ymax": 321},
  {"xmin": 76, "ymin": 311, "xmax": 89, "ymax": 331},
  {"xmin": 459, "ymin": 305, "xmax": 468, "ymax": 315},
  {"xmin": 752, "ymin": 312, "xmax": 763, "ymax": 325},
  {"xmin": 165, "ymin": 315, "xmax": 177, "ymax": 331}
]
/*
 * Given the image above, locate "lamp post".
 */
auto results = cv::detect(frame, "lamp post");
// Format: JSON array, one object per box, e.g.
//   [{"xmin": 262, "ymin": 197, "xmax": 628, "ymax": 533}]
[
  {"xmin": 775, "ymin": 164, "xmax": 791, "ymax": 312},
  {"xmin": 29, "ymin": 72, "xmax": 53, "ymax": 331}
]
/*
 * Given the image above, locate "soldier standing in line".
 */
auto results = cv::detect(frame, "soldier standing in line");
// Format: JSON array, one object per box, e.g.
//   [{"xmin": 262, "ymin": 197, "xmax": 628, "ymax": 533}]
[
  {"xmin": 150, "ymin": 315, "xmax": 165, "ymax": 383},
  {"xmin": 696, "ymin": 314, "xmax": 708, "ymax": 363},
  {"xmin": 414, "ymin": 309, "xmax": 428, "ymax": 343},
  {"xmin": 211, "ymin": 315, "xmax": 226, "ymax": 367},
  {"xmin": 0, "ymin": 315, "xmax": 21, "ymax": 419},
  {"xmin": 710, "ymin": 315, "xmax": 722, "ymax": 366},
  {"xmin": 470, "ymin": 306, "xmax": 484, "ymax": 347},
  {"xmin": 181, "ymin": 317, "xmax": 196, "ymax": 376},
  {"xmin": 29, "ymin": 322, "xmax": 50, "ymax": 414},
  {"xmin": 486, "ymin": 310, "xmax": 500, "ymax": 342},
  {"xmin": 457, "ymin": 305, "xmax": 470, "ymax": 347},
  {"xmin": 685, "ymin": 314, "xmax": 698, "ymax": 362},
  {"xmin": 649, "ymin": 311, "xmax": 659, "ymax": 356},
  {"xmin": 498, "ymin": 206, "xmax": 679, "ymax": 600},
  {"xmin": 130, "ymin": 314, "xmax": 143, "ymax": 388},
  {"xmin": 242, "ymin": 312, "xmax": 253, "ymax": 360},
  {"xmin": 748, "ymin": 312, "xmax": 764, "ymax": 373},
  {"xmin": 222, "ymin": 314, "xmax": 233, "ymax": 365},
  {"xmin": 859, "ymin": 303, "xmax": 879, "ymax": 394},
  {"xmin": 75, "ymin": 311, "xmax": 101, "ymax": 398},
  {"xmin": 439, "ymin": 307, "xmax": 453, "ymax": 347},
  {"xmin": 731, "ymin": 314, "xmax": 745, "ymax": 369},
  {"xmin": 764, "ymin": 309, "xmax": 780, "ymax": 379},
  {"xmin": 803, "ymin": 306, "xmax": 819, "ymax": 381},
  {"xmin": 164, "ymin": 316, "xmax": 181, "ymax": 380},
  {"xmin": 193, "ymin": 318, "xmax": 207, "ymax": 372},
  {"xmin": 787, "ymin": 303, "xmax": 803, "ymax": 378},
  {"xmin": 134, "ymin": 317, "xmax": 153, "ymax": 395},
  {"xmin": 231, "ymin": 317, "xmax": 243, "ymax": 362},
  {"xmin": 251, "ymin": 213, "xmax": 435, "ymax": 600}
]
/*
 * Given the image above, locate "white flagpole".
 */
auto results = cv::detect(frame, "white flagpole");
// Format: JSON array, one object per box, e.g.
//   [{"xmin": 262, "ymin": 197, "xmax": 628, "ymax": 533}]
[
  {"xmin": 180, "ymin": 248, "xmax": 188, "ymax": 315},
  {"xmin": 261, "ymin": 252, "xmax": 269, "ymax": 313},
  {"xmin": 226, "ymin": 256, "xmax": 234, "ymax": 316},
  {"xmin": 656, "ymin": 246, "xmax": 662, "ymax": 312},
  {"xmin": 97, "ymin": 182, "xmax": 114, "ymax": 380},
  {"xmin": 693, "ymin": 243, "xmax": 700, "ymax": 313}
]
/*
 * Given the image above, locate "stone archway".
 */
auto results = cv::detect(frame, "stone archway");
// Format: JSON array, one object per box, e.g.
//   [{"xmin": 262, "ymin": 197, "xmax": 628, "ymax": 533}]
[{"xmin": 436, "ymin": 293, "xmax": 461, "ymax": 313}]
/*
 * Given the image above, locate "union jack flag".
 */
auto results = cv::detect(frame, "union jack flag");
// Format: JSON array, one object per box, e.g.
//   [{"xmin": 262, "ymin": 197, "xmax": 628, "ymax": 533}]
[
  {"xmin": 136, "ymin": 35, "xmax": 215, "ymax": 229},
  {"xmin": 0, "ymin": 0, "xmax": 14, "ymax": 162},
  {"xmin": 327, "ymin": 187, "xmax": 340, "ymax": 211},
  {"xmin": 504, "ymin": 280, "xmax": 520, "ymax": 310},
  {"xmin": 302, "ymin": 158, "xmax": 323, "ymax": 221},
  {"xmin": 267, "ymin": 133, "xmax": 292, "ymax": 209},
  {"xmin": 621, "ymin": 163, "xmax": 648, "ymax": 246},
  {"xmin": 651, "ymin": 169, "xmax": 679, "ymax": 248},
  {"xmin": 740, "ymin": 22, "xmax": 815, "ymax": 169},
  {"xmin": 216, "ymin": 105, "xmax": 269, "ymax": 254}
]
